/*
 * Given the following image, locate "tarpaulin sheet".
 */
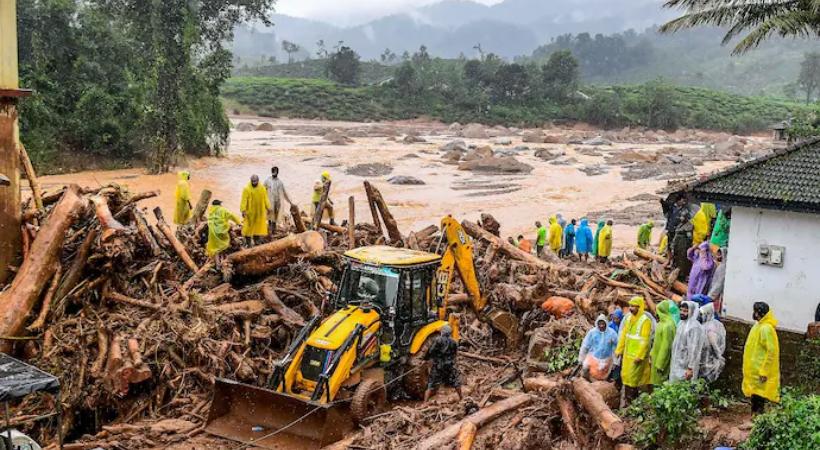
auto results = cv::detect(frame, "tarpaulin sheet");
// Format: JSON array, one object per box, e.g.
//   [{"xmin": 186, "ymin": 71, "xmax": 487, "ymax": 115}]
[{"xmin": 0, "ymin": 353, "xmax": 59, "ymax": 402}]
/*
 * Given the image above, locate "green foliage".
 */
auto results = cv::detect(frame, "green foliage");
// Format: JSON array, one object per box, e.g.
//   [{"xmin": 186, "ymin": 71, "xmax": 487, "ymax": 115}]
[
  {"xmin": 624, "ymin": 78, "xmax": 683, "ymax": 130},
  {"xmin": 798, "ymin": 52, "xmax": 820, "ymax": 104},
  {"xmin": 541, "ymin": 337, "xmax": 582, "ymax": 374},
  {"xmin": 786, "ymin": 110, "xmax": 820, "ymax": 141},
  {"xmin": 541, "ymin": 50, "xmax": 580, "ymax": 101},
  {"xmin": 741, "ymin": 391, "xmax": 820, "ymax": 450},
  {"xmin": 234, "ymin": 59, "xmax": 394, "ymax": 85},
  {"xmin": 326, "ymin": 46, "xmax": 362, "ymax": 86},
  {"xmin": 533, "ymin": 32, "xmax": 652, "ymax": 79},
  {"xmin": 625, "ymin": 380, "xmax": 729, "ymax": 448}
]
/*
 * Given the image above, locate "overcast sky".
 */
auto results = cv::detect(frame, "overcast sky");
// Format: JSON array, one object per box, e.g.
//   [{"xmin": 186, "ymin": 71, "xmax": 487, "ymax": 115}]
[{"xmin": 276, "ymin": 0, "xmax": 504, "ymax": 26}]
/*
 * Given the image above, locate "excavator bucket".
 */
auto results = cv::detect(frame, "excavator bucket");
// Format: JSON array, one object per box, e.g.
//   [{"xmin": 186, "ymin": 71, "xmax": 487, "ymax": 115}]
[
  {"xmin": 485, "ymin": 308, "xmax": 521, "ymax": 349},
  {"xmin": 205, "ymin": 378, "xmax": 353, "ymax": 450}
]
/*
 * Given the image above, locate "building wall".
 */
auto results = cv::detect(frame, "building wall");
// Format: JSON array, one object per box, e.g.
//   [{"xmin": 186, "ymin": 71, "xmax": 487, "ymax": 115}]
[
  {"xmin": 0, "ymin": 0, "xmax": 20, "ymax": 283},
  {"xmin": 0, "ymin": 0, "xmax": 18, "ymax": 89},
  {"xmin": 725, "ymin": 206, "xmax": 820, "ymax": 332}
]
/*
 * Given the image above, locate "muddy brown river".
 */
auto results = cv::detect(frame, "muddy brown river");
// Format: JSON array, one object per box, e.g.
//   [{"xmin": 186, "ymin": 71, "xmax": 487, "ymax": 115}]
[{"xmin": 39, "ymin": 117, "xmax": 764, "ymax": 251}]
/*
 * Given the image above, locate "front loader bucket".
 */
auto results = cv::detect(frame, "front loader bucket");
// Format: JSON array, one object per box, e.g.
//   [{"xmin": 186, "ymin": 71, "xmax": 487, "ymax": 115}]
[{"xmin": 205, "ymin": 378, "xmax": 353, "ymax": 450}]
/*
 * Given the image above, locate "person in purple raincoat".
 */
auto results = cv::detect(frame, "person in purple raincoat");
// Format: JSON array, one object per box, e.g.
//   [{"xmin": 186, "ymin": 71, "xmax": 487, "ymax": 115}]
[{"xmin": 687, "ymin": 242, "xmax": 716, "ymax": 299}]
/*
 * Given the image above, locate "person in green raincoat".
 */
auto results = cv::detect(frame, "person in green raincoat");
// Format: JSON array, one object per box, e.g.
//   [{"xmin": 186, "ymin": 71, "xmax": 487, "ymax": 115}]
[
  {"xmin": 710, "ymin": 209, "xmax": 731, "ymax": 248},
  {"xmin": 650, "ymin": 300, "xmax": 677, "ymax": 385},
  {"xmin": 669, "ymin": 301, "xmax": 681, "ymax": 325},
  {"xmin": 615, "ymin": 296, "xmax": 652, "ymax": 405},
  {"xmin": 206, "ymin": 200, "xmax": 240, "ymax": 264},
  {"xmin": 592, "ymin": 220, "xmax": 605, "ymax": 257},
  {"xmin": 637, "ymin": 220, "xmax": 654, "ymax": 249},
  {"xmin": 173, "ymin": 171, "xmax": 193, "ymax": 225}
]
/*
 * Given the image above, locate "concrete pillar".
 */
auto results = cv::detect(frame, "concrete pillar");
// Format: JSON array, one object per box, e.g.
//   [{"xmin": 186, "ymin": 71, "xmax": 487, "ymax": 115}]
[{"xmin": 0, "ymin": 0, "xmax": 22, "ymax": 282}]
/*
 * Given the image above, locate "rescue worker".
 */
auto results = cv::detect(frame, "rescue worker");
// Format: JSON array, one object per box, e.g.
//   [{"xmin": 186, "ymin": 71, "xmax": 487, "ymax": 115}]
[
  {"xmin": 424, "ymin": 324, "xmax": 462, "ymax": 401},
  {"xmin": 687, "ymin": 242, "xmax": 716, "ymax": 299},
  {"xmin": 535, "ymin": 221, "xmax": 547, "ymax": 257},
  {"xmin": 548, "ymin": 216, "xmax": 563, "ymax": 254},
  {"xmin": 263, "ymin": 166, "xmax": 292, "ymax": 234},
  {"xmin": 637, "ymin": 220, "xmax": 654, "ymax": 249},
  {"xmin": 562, "ymin": 219, "xmax": 576, "ymax": 259},
  {"xmin": 608, "ymin": 308, "xmax": 623, "ymax": 334},
  {"xmin": 575, "ymin": 218, "xmax": 593, "ymax": 262},
  {"xmin": 615, "ymin": 296, "xmax": 652, "ymax": 405},
  {"xmin": 743, "ymin": 302, "xmax": 780, "ymax": 414},
  {"xmin": 650, "ymin": 300, "xmax": 676, "ymax": 385},
  {"xmin": 578, "ymin": 314, "xmax": 619, "ymax": 381},
  {"xmin": 173, "ymin": 171, "xmax": 193, "ymax": 225},
  {"xmin": 206, "ymin": 200, "xmax": 240, "ymax": 265},
  {"xmin": 240, "ymin": 175, "xmax": 271, "ymax": 247},
  {"xmin": 699, "ymin": 303, "xmax": 726, "ymax": 383},
  {"xmin": 608, "ymin": 307, "xmax": 624, "ymax": 386},
  {"xmin": 710, "ymin": 208, "xmax": 731, "ymax": 249},
  {"xmin": 598, "ymin": 220, "xmax": 613, "ymax": 263},
  {"xmin": 517, "ymin": 235, "xmax": 533, "ymax": 254},
  {"xmin": 312, "ymin": 171, "xmax": 335, "ymax": 226},
  {"xmin": 669, "ymin": 300, "xmax": 705, "ymax": 382},
  {"xmin": 692, "ymin": 202, "xmax": 717, "ymax": 246},
  {"xmin": 592, "ymin": 220, "xmax": 605, "ymax": 258}
]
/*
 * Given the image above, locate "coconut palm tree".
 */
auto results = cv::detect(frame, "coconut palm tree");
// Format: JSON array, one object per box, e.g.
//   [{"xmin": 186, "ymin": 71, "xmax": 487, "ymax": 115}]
[{"xmin": 660, "ymin": 0, "xmax": 820, "ymax": 54}]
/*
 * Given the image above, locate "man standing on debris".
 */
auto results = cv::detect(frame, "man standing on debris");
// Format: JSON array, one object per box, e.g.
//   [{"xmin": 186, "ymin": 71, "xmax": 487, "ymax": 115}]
[
  {"xmin": 615, "ymin": 297, "xmax": 652, "ymax": 404},
  {"xmin": 562, "ymin": 219, "xmax": 576, "ymax": 259},
  {"xmin": 578, "ymin": 314, "xmax": 619, "ymax": 381},
  {"xmin": 264, "ymin": 166, "xmax": 292, "ymax": 234},
  {"xmin": 597, "ymin": 220, "xmax": 613, "ymax": 263},
  {"xmin": 535, "ymin": 221, "xmax": 547, "ymax": 257},
  {"xmin": 174, "ymin": 171, "xmax": 193, "ymax": 225},
  {"xmin": 312, "ymin": 171, "xmax": 336, "ymax": 226},
  {"xmin": 637, "ymin": 220, "xmax": 654, "ymax": 249},
  {"xmin": 548, "ymin": 216, "xmax": 562, "ymax": 255},
  {"xmin": 650, "ymin": 300, "xmax": 676, "ymax": 385},
  {"xmin": 240, "ymin": 175, "xmax": 271, "ymax": 247},
  {"xmin": 575, "ymin": 218, "xmax": 593, "ymax": 262},
  {"xmin": 699, "ymin": 303, "xmax": 726, "ymax": 383},
  {"xmin": 206, "ymin": 200, "xmax": 240, "ymax": 265},
  {"xmin": 517, "ymin": 235, "xmax": 532, "ymax": 254},
  {"xmin": 669, "ymin": 300, "xmax": 705, "ymax": 382},
  {"xmin": 424, "ymin": 324, "xmax": 463, "ymax": 401},
  {"xmin": 743, "ymin": 302, "xmax": 780, "ymax": 414}
]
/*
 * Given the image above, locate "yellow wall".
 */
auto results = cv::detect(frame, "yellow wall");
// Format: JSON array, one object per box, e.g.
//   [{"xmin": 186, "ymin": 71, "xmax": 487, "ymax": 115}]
[{"xmin": 0, "ymin": 0, "xmax": 19, "ymax": 89}]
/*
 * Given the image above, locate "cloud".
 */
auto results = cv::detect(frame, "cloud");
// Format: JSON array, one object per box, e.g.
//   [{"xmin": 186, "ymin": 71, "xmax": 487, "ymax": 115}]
[{"xmin": 276, "ymin": 0, "xmax": 503, "ymax": 26}]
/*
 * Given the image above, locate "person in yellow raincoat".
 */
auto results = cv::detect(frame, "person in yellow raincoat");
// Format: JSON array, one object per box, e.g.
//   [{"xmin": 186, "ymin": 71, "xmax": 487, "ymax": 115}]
[
  {"xmin": 691, "ymin": 202, "xmax": 716, "ymax": 246},
  {"xmin": 206, "ymin": 200, "xmax": 240, "ymax": 264},
  {"xmin": 615, "ymin": 296, "xmax": 652, "ymax": 405},
  {"xmin": 173, "ymin": 171, "xmax": 193, "ymax": 225},
  {"xmin": 597, "ymin": 220, "xmax": 613, "ymax": 262},
  {"xmin": 548, "ymin": 216, "xmax": 563, "ymax": 253},
  {"xmin": 743, "ymin": 302, "xmax": 780, "ymax": 413},
  {"xmin": 312, "ymin": 171, "xmax": 335, "ymax": 225},
  {"xmin": 240, "ymin": 175, "xmax": 270, "ymax": 246}
]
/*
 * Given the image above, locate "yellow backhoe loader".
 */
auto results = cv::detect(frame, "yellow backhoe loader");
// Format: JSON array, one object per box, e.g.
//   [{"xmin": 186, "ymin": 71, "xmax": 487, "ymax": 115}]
[{"xmin": 205, "ymin": 216, "xmax": 519, "ymax": 449}]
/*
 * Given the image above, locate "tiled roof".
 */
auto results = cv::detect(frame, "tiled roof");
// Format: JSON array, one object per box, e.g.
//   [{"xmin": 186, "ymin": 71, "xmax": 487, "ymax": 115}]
[{"xmin": 673, "ymin": 137, "xmax": 820, "ymax": 213}]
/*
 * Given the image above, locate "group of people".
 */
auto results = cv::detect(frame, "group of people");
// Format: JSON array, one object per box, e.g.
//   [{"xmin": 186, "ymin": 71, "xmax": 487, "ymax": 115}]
[
  {"xmin": 173, "ymin": 167, "xmax": 335, "ymax": 264},
  {"xmin": 527, "ymin": 216, "xmax": 614, "ymax": 263}
]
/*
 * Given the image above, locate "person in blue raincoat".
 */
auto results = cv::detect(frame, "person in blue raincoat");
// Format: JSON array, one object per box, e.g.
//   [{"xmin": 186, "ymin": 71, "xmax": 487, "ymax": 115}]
[
  {"xmin": 578, "ymin": 314, "xmax": 619, "ymax": 380},
  {"xmin": 562, "ymin": 219, "xmax": 576, "ymax": 259},
  {"xmin": 575, "ymin": 218, "xmax": 594, "ymax": 262}
]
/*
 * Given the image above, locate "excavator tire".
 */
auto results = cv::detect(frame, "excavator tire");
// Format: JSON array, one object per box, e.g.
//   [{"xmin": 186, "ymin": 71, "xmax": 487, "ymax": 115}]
[
  {"xmin": 351, "ymin": 379, "xmax": 386, "ymax": 425},
  {"xmin": 404, "ymin": 340, "xmax": 432, "ymax": 399}
]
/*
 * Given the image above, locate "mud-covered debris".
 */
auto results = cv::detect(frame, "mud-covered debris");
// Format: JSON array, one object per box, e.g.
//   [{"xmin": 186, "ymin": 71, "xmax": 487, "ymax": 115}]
[
  {"xmin": 388, "ymin": 176, "xmax": 426, "ymax": 185},
  {"xmin": 346, "ymin": 163, "xmax": 394, "ymax": 177}
]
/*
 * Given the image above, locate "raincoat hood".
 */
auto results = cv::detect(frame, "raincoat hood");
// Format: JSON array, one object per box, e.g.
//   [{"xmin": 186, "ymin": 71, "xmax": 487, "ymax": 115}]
[
  {"xmin": 701, "ymin": 202, "xmax": 717, "ymax": 221},
  {"xmin": 629, "ymin": 296, "xmax": 646, "ymax": 317},
  {"xmin": 321, "ymin": 171, "xmax": 331, "ymax": 181},
  {"xmin": 580, "ymin": 219, "xmax": 589, "ymax": 227},
  {"xmin": 669, "ymin": 301, "xmax": 681, "ymax": 325},
  {"xmin": 757, "ymin": 310, "xmax": 778, "ymax": 328},
  {"xmin": 679, "ymin": 300, "xmax": 700, "ymax": 332},
  {"xmin": 597, "ymin": 220, "xmax": 605, "ymax": 229},
  {"xmin": 549, "ymin": 215, "xmax": 556, "ymax": 224},
  {"xmin": 647, "ymin": 221, "xmax": 654, "ymax": 228},
  {"xmin": 596, "ymin": 314, "xmax": 608, "ymax": 327},
  {"xmin": 700, "ymin": 303, "xmax": 715, "ymax": 323},
  {"xmin": 657, "ymin": 299, "xmax": 672, "ymax": 320},
  {"xmin": 178, "ymin": 170, "xmax": 190, "ymax": 181},
  {"xmin": 611, "ymin": 309, "xmax": 624, "ymax": 322}
]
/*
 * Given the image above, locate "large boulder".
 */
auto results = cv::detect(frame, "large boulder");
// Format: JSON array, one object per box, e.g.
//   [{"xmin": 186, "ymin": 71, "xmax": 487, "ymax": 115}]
[
  {"xmin": 543, "ymin": 135, "xmax": 563, "ymax": 144},
  {"xmin": 388, "ymin": 176, "xmax": 426, "ymax": 185},
  {"xmin": 440, "ymin": 139, "xmax": 468, "ymax": 153},
  {"xmin": 346, "ymin": 163, "xmax": 393, "ymax": 177},
  {"xmin": 458, "ymin": 156, "xmax": 534, "ymax": 174},
  {"xmin": 582, "ymin": 136, "xmax": 613, "ymax": 146},
  {"xmin": 403, "ymin": 134, "xmax": 427, "ymax": 144},
  {"xmin": 522, "ymin": 130, "xmax": 546, "ymax": 143},
  {"xmin": 461, "ymin": 123, "xmax": 488, "ymax": 139},
  {"xmin": 255, "ymin": 122, "xmax": 275, "ymax": 131},
  {"xmin": 236, "ymin": 122, "xmax": 255, "ymax": 132},
  {"xmin": 324, "ymin": 130, "xmax": 354, "ymax": 145}
]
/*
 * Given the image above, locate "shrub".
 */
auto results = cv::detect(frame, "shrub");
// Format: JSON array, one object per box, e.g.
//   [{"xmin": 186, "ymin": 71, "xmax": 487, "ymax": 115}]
[{"xmin": 741, "ymin": 391, "xmax": 820, "ymax": 450}]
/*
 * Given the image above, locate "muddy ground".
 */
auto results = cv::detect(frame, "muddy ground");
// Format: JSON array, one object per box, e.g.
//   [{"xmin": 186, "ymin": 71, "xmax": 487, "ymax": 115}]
[{"xmin": 38, "ymin": 117, "xmax": 775, "ymax": 253}]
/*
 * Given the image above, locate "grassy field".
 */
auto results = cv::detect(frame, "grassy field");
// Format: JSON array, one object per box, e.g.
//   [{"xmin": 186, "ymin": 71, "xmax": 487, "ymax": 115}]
[{"xmin": 222, "ymin": 76, "xmax": 816, "ymax": 131}]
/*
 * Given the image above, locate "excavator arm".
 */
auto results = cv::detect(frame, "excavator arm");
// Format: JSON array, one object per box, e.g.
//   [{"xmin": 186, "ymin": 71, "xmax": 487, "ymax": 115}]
[{"xmin": 438, "ymin": 216, "xmax": 520, "ymax": 347}]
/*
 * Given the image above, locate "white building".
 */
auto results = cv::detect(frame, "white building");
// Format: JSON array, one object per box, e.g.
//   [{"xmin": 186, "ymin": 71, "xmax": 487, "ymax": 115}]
[{"xmin": 674, "ymin": 137, "xmax": 820, "ymax": 333}]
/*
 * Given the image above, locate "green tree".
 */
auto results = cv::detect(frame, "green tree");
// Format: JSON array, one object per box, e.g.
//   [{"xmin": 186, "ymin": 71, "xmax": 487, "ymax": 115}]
[
  {"xmin": 282, "ymin": 40, "xmax": 300, "ymax": 63},
  {"xmin": 491, "ymin": 63, "xmax": 530, "ymax": 102},
  {"xmin": 661, "ymin": 0, "xmax": 820, "ymax": 54},
  {"xmin": 541, "ymin": 50, "xmax": 580, "ymax": 101},
  {"xmin": 394, "ymin": 62, "xmax": 419, "ymax": 96},
  {"xmin": 798, "ymin": 52, "xmax": 820, "ymax": 104},
  {"xmin": 326, "ymin": 46, "xmax": 361, "ymax": 85},
  {"xmin": 628, "ymin": 79, "xmax": 683, "ymax": 130}
]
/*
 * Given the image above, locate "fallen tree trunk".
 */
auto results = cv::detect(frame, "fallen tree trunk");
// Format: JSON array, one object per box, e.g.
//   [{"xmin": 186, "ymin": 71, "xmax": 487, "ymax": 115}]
[
  {"xmin": 462, "ymin": 220, "xmax": 559, "ymax": 267},
  {"xmin": 348, "ymin": 196, "xmax": 356, "ymax": 250},
  {"xmin": 133, "ymin": 208, "xmax": 161, "ymax": 256},
  {"xmin": 364, "ymin": 181, "xmax": 402, "ymax": 244},
  {"xmin": 261, "ymin": 285, "xmax": 306, "ymax": 327},
  {"xmin": 189, "ymin": 189, "xmax": 212, "ymax": 224},
  {"xmin": 290, "ymin": 204, "xmax": 306, "ymax": 233},
  {"xmin": 27, "ymin": 263, "xmax": 62, "ymax": 331},
  {"xmin": 633, "ymin": 247, "xmax": 668, "ymax": 265},
  {"xmin": 522, "ymin": 376, "xmax": 561, "ymax": 393},
  {"xmin": 153, "ymin": 207, "xmax": 199, "ymax": 272},
  {"xmin": 571, "ymin": 377, "xmax": 625, "ymax": 439},
  {"xmin": 54, "ymin": 228, "xmax": 98, "ymax": 303},
  {"xmin": 456, "ymin": 422, "xmax": 477, "ymax": 450},
  {"xmin": 363, "ymin": 181, "xmax": 383, "ymax": 237},
  {"xmin": 302, "ymin": 218, "xmax": 346, "ymax": 234},
  {"xmin": 417, "ymin": 393, "xmax": 532, "ymax": 450},
  {"xmin": 209, "ymin": 300, "xmax": 266, "ymax": 319},
  {"xmin": 557, "ymin": 395, "xmax": 579, "ymax": 443},
  {"xmin": 0, "ymin": 185, "xmax": 85, "ymax": 352},
  {"xmin": 311, "ymin": 180, "xmax": 332, "ymax": 230},
  {"xmin": 226, "ymin": 231, "xmax": 324, "ymax": 277}
]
